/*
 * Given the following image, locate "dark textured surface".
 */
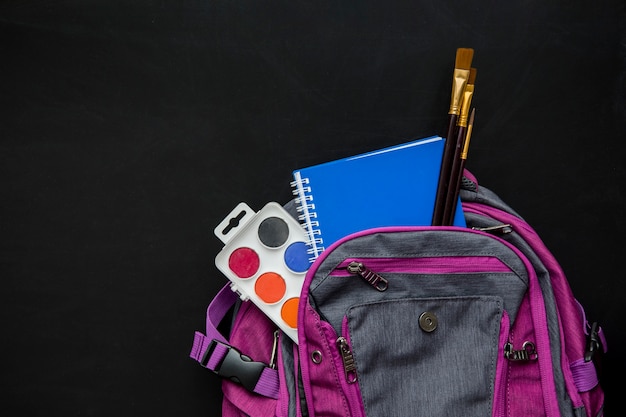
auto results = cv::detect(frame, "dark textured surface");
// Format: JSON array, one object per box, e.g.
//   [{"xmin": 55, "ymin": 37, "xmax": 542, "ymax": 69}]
[{"xmin": 2, "ymin": 1, "xmax": 624, "ymax": 415}]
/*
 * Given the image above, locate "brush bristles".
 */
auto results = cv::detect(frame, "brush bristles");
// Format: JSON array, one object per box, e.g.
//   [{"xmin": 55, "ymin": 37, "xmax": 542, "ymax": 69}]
[
  {"xmin": 455, "ymin": 48, "xmax": 474, "ymax": 71},
  {"xmin": 468, "ymin": 67, "xmax": 477, "ymax": 85}
]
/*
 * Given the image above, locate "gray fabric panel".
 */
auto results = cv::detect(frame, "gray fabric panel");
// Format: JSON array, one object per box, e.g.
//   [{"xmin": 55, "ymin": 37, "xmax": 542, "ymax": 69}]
[
  {"xmin": 280, "ymin": 336, "xmax": 298, "ymax": 417},
  {"xmin": 347, "ymin": 296, "xmax": 502, "ymax": 417}
]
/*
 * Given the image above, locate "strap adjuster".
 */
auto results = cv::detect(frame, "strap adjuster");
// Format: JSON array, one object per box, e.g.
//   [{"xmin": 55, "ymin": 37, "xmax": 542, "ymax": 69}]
[{"xmin": 203, "ymin": 340, "xmax": 267, "ymax": 392}]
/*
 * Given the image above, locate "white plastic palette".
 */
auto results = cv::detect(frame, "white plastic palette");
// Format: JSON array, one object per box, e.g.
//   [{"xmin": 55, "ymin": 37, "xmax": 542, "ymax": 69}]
[{"xmin": 214, "ymin": 202, "xmax": 311, "ymax": 343}]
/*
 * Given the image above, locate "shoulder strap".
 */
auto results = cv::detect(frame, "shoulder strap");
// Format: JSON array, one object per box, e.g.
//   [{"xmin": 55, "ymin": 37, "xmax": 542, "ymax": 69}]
[{"xmin": 189, "ymin": 285, "xmax": 280, "ymax": 399}]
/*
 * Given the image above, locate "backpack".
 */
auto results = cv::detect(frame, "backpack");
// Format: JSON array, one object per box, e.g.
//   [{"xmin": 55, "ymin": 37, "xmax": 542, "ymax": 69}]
[{"xmin": 189, "ymin": 170, "xmax": 606, "ymax": 417}]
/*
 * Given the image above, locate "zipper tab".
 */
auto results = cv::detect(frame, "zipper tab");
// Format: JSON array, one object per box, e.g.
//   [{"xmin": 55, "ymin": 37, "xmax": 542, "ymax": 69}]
[
  {"xmin": 472, "ymin": 223, "xmax": 513, "ymax": 235},
  {"xmin": 336, "ymin": 337, "xmax": 358, "ymax": 383},
  {"xmin": 346, "ymin": 261, "xmax": 388, "ymax": 291}
]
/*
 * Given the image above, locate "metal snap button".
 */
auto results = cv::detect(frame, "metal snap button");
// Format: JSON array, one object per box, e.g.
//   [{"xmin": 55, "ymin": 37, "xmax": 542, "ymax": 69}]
[{"xmin": 419, "ymin": 311, "xmax": 438, "ymax": 332}]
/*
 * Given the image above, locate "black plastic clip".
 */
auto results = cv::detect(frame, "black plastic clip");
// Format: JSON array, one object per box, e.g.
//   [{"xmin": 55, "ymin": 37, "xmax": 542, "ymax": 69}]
[
  {"xmin": 203, "ymin": 341, "xmax": 267, "ymax": 392},
  {"xmin": 585, "ymin": 321, "xmax": 601, "ymax": 362}
]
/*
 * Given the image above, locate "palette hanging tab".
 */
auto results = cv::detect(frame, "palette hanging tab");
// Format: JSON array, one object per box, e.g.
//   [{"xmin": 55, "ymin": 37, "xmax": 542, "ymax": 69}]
[{"xmin": 214, "ymin": 202, "xmax": 312, "ymax": 343}]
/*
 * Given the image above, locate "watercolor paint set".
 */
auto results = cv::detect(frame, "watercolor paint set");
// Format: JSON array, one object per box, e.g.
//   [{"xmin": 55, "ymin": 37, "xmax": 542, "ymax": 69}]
[{"xmin": 214, "ymin": 202, "xmax": 311, "ymax": 343}]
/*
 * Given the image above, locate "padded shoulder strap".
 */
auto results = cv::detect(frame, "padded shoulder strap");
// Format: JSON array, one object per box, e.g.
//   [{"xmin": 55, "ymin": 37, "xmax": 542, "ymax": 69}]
[{"xmin": 189, "ymin": 285, "xmax": 280, "ymax": 399}]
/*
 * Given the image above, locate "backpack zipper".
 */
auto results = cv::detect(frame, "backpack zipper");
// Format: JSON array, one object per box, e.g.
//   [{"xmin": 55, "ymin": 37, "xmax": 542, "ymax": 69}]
[
  {"xmin": 335, "ymin": 324, "xmax": 365, "ymax": 417},
  {"xmin": 472, "ymin": 223, "xmax": 513, "ymax": 235},
  {"xmin": 336, "ymin": 336, "xmax": 358, "ymax": 383},
  {"xmin": 330, "ymin": 255, "xmax": 514, "ymax": 290},
  {"xmin": 494, "ymin": 310, "xmax": 511, "ymax": 417},
  {"xmin": 345, "ymin": 261, "xmax": 389, "ymax": 291}
]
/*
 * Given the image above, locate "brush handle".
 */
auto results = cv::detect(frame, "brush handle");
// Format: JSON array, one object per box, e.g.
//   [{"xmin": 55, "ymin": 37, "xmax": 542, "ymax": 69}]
[
  {"xmin": 444, "ymin": 158, "xmax": 467, "ymax": 226},
  {"xmin": 441, "ymin": 124, "xmax": 466, "ymax": 226},
  {"xmin": 432, "ymin": 113, "xmax": 458, "ymax": 225}
]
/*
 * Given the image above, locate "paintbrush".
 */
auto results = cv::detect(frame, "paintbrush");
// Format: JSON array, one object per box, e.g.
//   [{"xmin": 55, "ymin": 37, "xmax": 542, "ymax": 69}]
[
  {"xmin": 442, "ymin": 68, "xmax": 476, "ymax": 225},
  {"xmin": 443, "ymin": 107, "xmax": 475, "ymax": 226},
  {"xmin": 432, "ymin": 47, "xmax": 474, "ymax": 225}
]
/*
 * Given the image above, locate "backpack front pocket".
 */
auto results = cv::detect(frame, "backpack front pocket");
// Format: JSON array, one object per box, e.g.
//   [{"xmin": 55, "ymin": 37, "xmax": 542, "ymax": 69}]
[
  {"xmin": 300, "ymin": 228, "xmax": 535, "ymax": 417},
  {"xmin": 346, "ymin": 296, "xmax": 503, "ymax": 417}
]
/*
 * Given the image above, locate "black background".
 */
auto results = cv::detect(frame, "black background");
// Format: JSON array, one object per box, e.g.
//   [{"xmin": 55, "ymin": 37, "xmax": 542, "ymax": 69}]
[{"xmin": 2, "ymin": 1, "xmax": 624, "ymax": 415}]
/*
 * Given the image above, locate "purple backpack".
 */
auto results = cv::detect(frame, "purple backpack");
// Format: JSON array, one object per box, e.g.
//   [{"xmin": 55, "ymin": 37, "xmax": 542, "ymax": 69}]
[{"xmin": 190, "ymin": 171, "xmax": 606, "ymax": 417}]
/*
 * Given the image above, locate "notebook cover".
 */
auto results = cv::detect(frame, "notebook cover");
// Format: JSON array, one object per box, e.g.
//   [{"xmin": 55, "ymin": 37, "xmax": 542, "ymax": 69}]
[{"xmin": 291, "ymin": 135, "xmax": 465, "ymax": 260}]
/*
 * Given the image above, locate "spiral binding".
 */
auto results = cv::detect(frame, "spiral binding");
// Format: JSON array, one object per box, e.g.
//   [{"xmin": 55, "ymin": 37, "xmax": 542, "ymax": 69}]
[{"xmin": 291, "ymin": 173, "xmax": 324, "ymax": 261}]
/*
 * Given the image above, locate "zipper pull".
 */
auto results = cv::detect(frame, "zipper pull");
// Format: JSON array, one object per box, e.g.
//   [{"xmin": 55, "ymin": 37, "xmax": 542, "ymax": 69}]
[
  {"xmin": 346, "ymin": 261, "xmax": 388, "ymax": 291},
  {"xmin": 336, "ymin": 336, "xmax": 358, "ymax": 383},
  {"xmin": 472, "ymin": 223, "xmax": 513, "ymax": 235},
  {"xmin": 504, "ymin": 341, "xmax": 538, "ymax": 361}
]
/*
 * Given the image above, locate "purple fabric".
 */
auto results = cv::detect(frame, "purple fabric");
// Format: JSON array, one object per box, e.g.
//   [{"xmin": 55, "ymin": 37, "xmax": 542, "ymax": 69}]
[
  {"xmin": 254, "ymin": 367, "xmax": 280, "ymax": 398},
  {"xmin": 298, "ymin": 303, "xmax": 354, "ymax": 417},
  {"xmin": 206, "ymin": 341, "xmax": 230, "ymax": 370},
  {"xmin": 505, "ymin": 294, "xmax": 549, "ymax": 415},
  {"xmin": 463, "ymin": 168, "xmax": 478, "ymax": 186},
  {"xmin": 464, "ymin": 201, "xmax": 605, "ymax": 415},
  {"xmin": 189, "ymin": 284, "xmax": 280, "ymax": 403},
  {"xmin": 189, "ymin": 285, "xmax": 237, "ymax": 364},
  {"xmin": 570, "ymin": 359, "xmax": 600, "ymax": 392},
  {"xmin": 464, "ymin": 204, "xmax": 563, "ymax": 416},
  {"xmin": 206, "ymin": 285, "xmax": 239, "ymax": 344},
  {"xmin": 221, "ymin": 298, "xmax": 281, "ymax": 415}
]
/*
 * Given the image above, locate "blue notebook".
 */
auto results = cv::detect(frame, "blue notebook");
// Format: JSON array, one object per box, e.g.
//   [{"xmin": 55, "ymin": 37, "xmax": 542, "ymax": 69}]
[{"xmin": 291, "ymin": 135, "xmax": 465, "ymax": 260}]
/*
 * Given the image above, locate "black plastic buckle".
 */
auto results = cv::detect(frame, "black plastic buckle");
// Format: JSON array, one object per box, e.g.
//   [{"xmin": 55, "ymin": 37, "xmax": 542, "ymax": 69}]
[
  {"xmin": 585, "ymin": 321, "xmax": 601, "ymax": 362},
  {"xmin": 203, "ymin": 340, "xmax": 267, "ymax": 392}
]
